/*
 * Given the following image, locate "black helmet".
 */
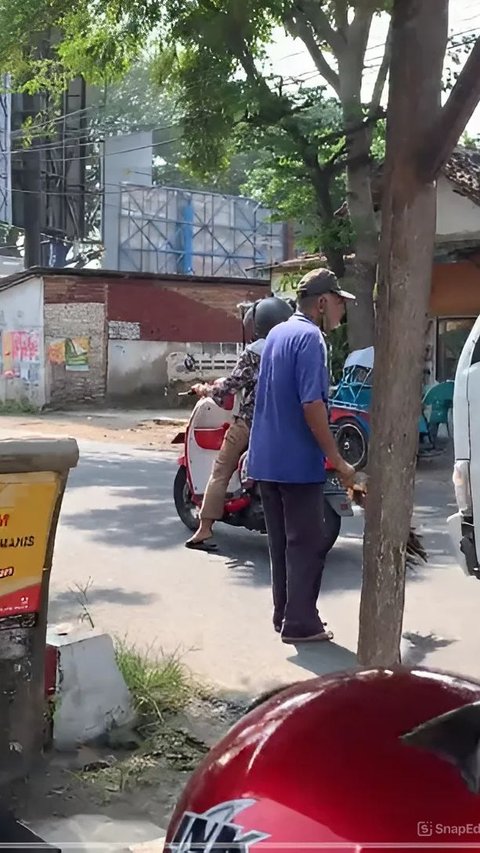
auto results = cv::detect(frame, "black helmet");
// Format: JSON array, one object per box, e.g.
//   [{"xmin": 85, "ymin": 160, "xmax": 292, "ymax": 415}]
[{"xmin": 243, "ymin": 296, "xmax": 293, "ymax": 340}]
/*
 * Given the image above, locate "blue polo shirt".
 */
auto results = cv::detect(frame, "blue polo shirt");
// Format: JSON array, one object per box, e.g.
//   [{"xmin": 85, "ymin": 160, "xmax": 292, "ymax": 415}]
[{"xmin": 248, "ymin": 313, "xmax": 329, "ymax": 484}]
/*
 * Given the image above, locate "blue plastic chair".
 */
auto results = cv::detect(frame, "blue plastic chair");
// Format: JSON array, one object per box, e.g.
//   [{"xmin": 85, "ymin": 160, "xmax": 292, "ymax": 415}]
[{"xmin": 422, "ymin": 381, "xmax": 454, "ymax": 446}]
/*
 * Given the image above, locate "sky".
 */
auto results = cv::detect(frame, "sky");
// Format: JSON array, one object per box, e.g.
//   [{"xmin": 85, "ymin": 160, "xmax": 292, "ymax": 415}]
[{"xmin": 266, "ymin": 0, "xmax": 480, "ymax": 135}]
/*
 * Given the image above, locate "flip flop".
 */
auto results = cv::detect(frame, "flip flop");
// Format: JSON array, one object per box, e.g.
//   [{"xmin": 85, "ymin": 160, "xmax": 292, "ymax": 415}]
[
  {"xmin": 185, "ymin": 539, "xmax": 218, "ymax": 552},
  {"xmin": 281, "ymin": 630, "xmax": 334, "ymax": 645}
]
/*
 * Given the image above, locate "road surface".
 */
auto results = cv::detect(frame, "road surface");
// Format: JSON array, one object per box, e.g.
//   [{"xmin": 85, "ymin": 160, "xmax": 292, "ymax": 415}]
[{"xmin": 4, "ymin": 427, "xmax": 478, "ymax": 698}]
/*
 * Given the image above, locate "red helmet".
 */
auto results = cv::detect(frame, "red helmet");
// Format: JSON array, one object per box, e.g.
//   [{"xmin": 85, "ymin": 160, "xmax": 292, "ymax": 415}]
[{"xmin": 164, "ymin": 668, "xmax": 480, "ymax": 852}]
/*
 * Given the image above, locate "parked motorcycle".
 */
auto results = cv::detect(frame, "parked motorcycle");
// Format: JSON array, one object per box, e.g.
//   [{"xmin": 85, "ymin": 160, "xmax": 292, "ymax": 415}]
[{"xmin": 172, "ymin": 384, "xmax": 353, "ymax": 555}]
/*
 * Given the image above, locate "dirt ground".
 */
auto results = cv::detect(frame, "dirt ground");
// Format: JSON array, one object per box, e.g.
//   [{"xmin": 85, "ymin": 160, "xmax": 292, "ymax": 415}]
[
  {"xmin": 14, "ymin": 696, "xmax": 244, "ymax": 836},
  {"xmin": 0, "ymin": 410, "xmax": 189, "ymax": 450}
]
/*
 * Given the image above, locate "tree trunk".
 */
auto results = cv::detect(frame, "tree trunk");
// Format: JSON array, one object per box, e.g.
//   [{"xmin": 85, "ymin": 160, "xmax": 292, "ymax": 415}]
[
  {"xmin": 339, "ymin": 70, "xmax": 378, "ymax": 351},
  {"xmin": 343, "ymin": 143, "xmax": 378, "ymax": 352},
  {"xmin": 357, "ymin": 0, "xmax": 448, "ymax": 667},
  {"xmin": 306, "ymin": 152, "xmax": 346, "ymax": 279}
]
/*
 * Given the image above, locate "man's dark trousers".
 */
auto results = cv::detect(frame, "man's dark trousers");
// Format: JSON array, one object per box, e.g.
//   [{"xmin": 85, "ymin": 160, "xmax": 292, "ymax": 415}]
[{"xmin": 259, "ymin": 481, "xmax": 327, "ymax": 636}]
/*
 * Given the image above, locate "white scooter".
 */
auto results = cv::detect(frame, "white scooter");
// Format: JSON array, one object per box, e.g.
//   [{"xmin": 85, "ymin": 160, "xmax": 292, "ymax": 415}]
[{"xmin": 172, "ymin": 384, "xmax": 353, "ymax": 556}]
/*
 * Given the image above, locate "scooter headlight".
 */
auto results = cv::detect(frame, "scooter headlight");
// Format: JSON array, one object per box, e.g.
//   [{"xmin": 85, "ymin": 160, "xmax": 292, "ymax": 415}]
[{"xmin": 453, "ymin": 460, "xmax": 472, "ymax": 516}]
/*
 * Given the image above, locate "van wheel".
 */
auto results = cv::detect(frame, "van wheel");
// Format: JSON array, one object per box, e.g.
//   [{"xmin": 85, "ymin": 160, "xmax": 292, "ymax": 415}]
[
  {"xmin": 174, "ymin": 466, "xmax": 199, "ymax": 531},
  {"xmin": 323, "ymin": 502, "xmax": 341, "ymax": 555}
]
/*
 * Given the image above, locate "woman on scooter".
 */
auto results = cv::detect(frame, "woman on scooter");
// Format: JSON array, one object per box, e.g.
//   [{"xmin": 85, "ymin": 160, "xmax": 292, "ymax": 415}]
[{"xmin": 185, "ymin": 296, "xmax": 293, "ymax": 551}]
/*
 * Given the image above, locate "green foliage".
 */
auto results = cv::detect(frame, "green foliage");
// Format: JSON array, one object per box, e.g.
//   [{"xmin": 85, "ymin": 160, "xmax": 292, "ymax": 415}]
[
  {"xmin": 329, "ymin": 322, "xmax": 349, "ymax": 383},
  {"xmin": 240, "ymin": 93, "xmax": 352, "ymax": 251},
  {"xmin": 461, "ymin": 131, "xmax": 479, "ymax": 150},
  {"xmin": 371, "ymin": 120, "xmax": 386, "ymax": 161}
]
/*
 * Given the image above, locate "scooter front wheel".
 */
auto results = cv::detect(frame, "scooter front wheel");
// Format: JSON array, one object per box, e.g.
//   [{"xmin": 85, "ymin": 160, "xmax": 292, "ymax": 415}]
[{"xmin": 174, "ymin": 465, "xmax": 200, "ymax": 531}]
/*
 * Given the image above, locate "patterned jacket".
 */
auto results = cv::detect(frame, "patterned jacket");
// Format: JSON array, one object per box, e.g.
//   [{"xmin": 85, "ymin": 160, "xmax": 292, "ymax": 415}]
[{"xmin": 209, "ymin": 340, "xmax": 265, "ymax": 428}]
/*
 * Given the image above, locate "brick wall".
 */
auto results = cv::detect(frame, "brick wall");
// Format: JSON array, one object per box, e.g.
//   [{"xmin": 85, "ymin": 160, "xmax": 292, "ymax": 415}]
[
  {"xmin": 44, "ymin": 303, "xmax": 107, "ymax": 405},
  {"xmin": 107, "ymin": 281, "xmax": 268, "ymax": 342},
  {"xmin": 43, "ymin": 276, "xmax": 108, "ymax": 305}
]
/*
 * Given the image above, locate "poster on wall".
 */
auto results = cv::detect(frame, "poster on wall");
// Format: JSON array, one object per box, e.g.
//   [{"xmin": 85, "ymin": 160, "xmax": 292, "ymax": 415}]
[
  {"xmin": 65, "ymin": 337, "xmax": 89, "ymax": 372},
  {"xmin": 47, "ymin": 337, "xmax": 90, "ymax": 372},
  {"xmin": 1, "ymin": 330, "xmax": 41, "ymax": 384},
  {"xmin": 0, "ymin": 471, "xmax": 60, "ymax": 618}
]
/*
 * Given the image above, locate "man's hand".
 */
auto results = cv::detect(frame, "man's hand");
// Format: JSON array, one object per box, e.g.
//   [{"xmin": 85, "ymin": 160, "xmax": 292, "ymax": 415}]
[
  {"xmin": 191, "ymin": 383, "xmax": 209, "ymax": 397},
  {"xmin": 336, "ymin": 459, "xmax": 356, "ymax": 490}
]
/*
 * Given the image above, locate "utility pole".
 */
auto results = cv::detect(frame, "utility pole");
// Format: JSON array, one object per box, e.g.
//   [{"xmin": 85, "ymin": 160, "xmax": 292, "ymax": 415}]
[{"xmin": 21, "ymin": 94, "xmax": 42, "ymax": 268}]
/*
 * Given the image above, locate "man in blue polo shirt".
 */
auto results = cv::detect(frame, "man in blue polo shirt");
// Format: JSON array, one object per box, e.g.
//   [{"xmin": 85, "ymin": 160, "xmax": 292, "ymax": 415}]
[{"xmin": 248, "ymin": 268, "xmax": 356, "ymax": 644}]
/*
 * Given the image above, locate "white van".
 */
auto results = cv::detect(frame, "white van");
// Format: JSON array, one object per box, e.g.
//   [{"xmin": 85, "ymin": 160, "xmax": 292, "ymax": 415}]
[{"xmin": 448, "ymin": 315, "xmax": 480, "ymax": 579}]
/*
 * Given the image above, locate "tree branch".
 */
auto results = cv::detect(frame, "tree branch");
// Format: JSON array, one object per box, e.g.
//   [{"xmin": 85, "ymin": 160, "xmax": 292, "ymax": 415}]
[
  {"xmin": 323, "ymin": 139, "xmax": 347, "ymax": 170},
  {"xmin": 419, "ymin": 36, "xmax": 480, "ymax": 181},
  {"xmin": 368, "ymin": 21, "xmax": 392, "ymax": 115},
  {"xmin": 348, "ymin": 4, "xmax": 374, "ymax": 70},
  {"xmin": 285, "ymin": 9, "xmax": 340, "ymax": 93},
  {"xmin": 333, "ymin": 0, "xmax": 349, "ymax": 36},
  {"xmin": 294, "ymin": 0, "xmax": 345, "ymax": 56}
]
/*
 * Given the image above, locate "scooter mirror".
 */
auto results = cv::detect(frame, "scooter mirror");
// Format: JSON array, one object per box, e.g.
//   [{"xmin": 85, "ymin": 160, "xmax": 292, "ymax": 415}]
[{"xmin": 184, "ymin": 354, "xmax": 198, "ymax": 372}]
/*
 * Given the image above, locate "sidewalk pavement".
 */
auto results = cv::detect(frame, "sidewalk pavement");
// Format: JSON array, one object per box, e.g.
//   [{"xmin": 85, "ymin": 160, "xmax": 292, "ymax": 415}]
[{"xmin": 30, "ymin": 814, "xmax": 165, "ymax": 853}]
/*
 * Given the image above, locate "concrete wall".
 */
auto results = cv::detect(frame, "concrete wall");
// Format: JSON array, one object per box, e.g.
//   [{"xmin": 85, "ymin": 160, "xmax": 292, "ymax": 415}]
[
  {"xmin": 436, "ymin": 176, "xmax": 480, "ymax": 244},
  {"xmin": 44, "ymin": 275, "xmax": 108, "ymax": 405},
  {"xmin": 103, "ymin": 132, "xmax": 153, "ymax": 270},
  {"xmin": 0, "ymin": 276, "xmax": 45, "ymax": 407},
  {"xmin": 108, "ymin": 338, "xmax": 242, "ymax": 402},
  {"xmin": 431, "ymin": 259, "xmax": 480, "ymax": 317}
]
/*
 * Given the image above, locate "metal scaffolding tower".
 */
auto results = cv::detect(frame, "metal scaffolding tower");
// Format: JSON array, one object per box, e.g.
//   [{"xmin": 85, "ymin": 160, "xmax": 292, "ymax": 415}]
[{"xmin": 116, "ymin": 185, "xmax": 284, "ymax": 277}]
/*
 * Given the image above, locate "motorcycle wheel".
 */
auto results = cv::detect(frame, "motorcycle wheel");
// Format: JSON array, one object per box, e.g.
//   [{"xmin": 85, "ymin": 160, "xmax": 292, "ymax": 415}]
[
  {"xmin": 335, "ymin": 418, "xmax": 368, "ymax": 470},
  {"xmin": 174, "ymin": 465, "xmax": 199, "ymax": 531},
  {"xmin": 323, "ymin": 502, "xmax": 342, "ymax": 555}
]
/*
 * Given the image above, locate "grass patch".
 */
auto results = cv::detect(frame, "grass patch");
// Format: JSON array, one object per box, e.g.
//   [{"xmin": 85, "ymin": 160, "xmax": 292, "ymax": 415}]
[
  {"xmin": 115, "ymin": 640, "xmax": 196, "ymax": 732},
  {"xmin": 0, "ymin": 400, "xmax": 38, "ymax": 415}
]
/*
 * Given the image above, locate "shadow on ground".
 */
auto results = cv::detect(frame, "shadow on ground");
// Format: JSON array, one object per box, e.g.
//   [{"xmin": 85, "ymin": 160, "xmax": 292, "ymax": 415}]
[
  {"xmin": 401, "ymin": 630, "xmax": 457, "ymax": 666},
  {"xmin": 59, "ymin": 446, "xmax": 456, "ymax": 599}
]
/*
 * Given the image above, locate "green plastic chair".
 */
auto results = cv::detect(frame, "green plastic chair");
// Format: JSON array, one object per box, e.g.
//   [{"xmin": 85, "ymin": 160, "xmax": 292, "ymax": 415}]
[{"xmin": 422, "ymin": 381, "xmax": 454, "ymax": 446}]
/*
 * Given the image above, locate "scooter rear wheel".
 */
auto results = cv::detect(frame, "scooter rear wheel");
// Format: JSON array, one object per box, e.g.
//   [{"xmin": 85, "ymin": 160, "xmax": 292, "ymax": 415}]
[
  {"xmin": 174, "ymin": 465, "xmax": 200, "ymax": 531},
  {"xmin": 335, "ymin": 418, "xmax": 368, "ymax": 470}
]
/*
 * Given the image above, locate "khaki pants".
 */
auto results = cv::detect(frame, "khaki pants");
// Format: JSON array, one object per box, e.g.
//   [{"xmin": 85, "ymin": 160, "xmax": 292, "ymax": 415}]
[{"xmin": 200, "ymin": 418, "xmax": 250, "ymax": 521}]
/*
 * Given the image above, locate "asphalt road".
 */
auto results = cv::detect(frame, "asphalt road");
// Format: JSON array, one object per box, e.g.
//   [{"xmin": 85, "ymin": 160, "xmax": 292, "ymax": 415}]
[{"xmin": 37, "ymin": 438, "xmax": 480, "ymax": 698}]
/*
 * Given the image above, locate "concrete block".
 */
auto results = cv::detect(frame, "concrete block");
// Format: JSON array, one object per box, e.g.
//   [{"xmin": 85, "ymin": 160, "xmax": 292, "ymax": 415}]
[{"xmin": 47, "ymin": 624, "xmax": 135, "ymax": 750}]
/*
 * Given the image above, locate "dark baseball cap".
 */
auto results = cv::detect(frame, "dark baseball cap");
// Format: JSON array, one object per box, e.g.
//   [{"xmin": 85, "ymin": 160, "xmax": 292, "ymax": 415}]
[{"xmin": 297, "ymin": 268, "xmax": 355, "ymax": 301}]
